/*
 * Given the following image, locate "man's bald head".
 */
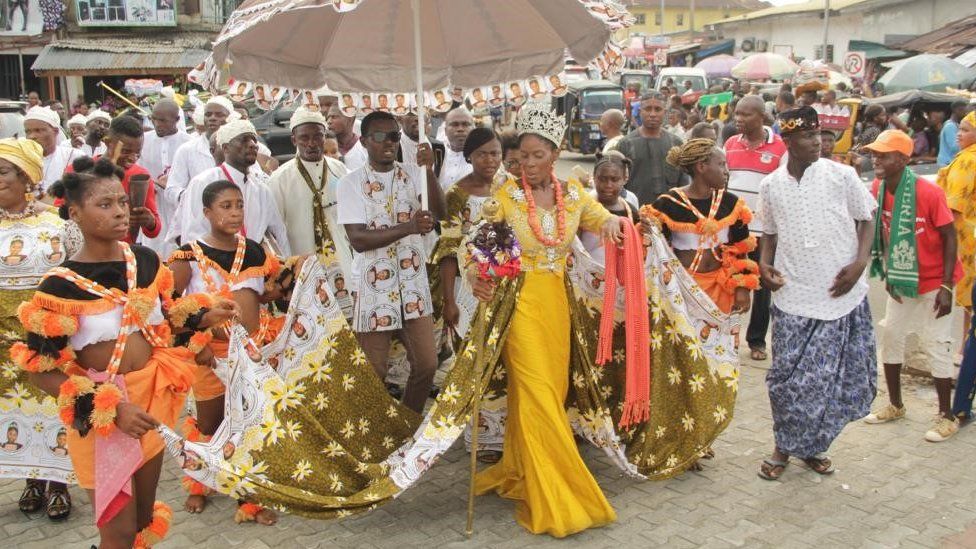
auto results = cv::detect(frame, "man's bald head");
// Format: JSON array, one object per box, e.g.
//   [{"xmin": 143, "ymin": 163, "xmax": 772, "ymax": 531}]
[
  {"xmin": 445, "ymin": 107, "xmax": 474, "ymax": 152},
  {"xmin": 151, "ymin": 98, "xmax": 181, "ymax": 137},
  {"xmin": 734, "ymin": 95, "xmax": 767, "ymax": 137},
  {"xmin": 599, "ymin": 109, "xmax": 625, "ymax": 138}
]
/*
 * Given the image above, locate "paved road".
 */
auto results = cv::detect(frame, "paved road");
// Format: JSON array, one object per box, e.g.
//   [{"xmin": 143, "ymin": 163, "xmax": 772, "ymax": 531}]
[{"xmin": 3, "ymin": 155, "xmax": 976, "ymax": 548}]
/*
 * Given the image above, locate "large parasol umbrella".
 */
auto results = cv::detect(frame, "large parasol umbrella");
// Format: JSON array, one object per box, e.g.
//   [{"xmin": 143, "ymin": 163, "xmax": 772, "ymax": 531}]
[
  {"xmin": 622, "ymin": 36, "xmax": 645, "ymax": 58},
  {"xmin": 878, "ymin": 53, "xmax": 976, "ymax": 93},
  {"xmin": 730, "ymin": 52, "xmax": 799, "ymax": 81},
  {"xmin": 206, "ymin": 0, "xmax": 629, "ymax": 208},
  {"xmin": 694, "ymin": 54, "xmax": 739, "ymax": 78}
]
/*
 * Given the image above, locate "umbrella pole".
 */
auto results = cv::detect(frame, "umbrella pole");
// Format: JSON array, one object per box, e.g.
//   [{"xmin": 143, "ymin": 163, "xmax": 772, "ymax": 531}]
[
  {"xmin": 466, "ymin": 368, "xmax": 481, "ymax": 538},
  {"xmin": 411, "ymin": 0, "xmax": 429, "ymax": 211}
]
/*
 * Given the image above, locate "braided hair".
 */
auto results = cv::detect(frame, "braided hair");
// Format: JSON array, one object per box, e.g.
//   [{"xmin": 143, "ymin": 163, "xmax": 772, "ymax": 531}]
[
  {"xmin": 665, "ymin": 138, "xmax": 718, "ymax": 176},
  {"xmin": 593, "ymin": 150, "xmax": 632, "ymax": 179},
  {"xmin": 48, "ymin": 157, "xmax": 125, "ymax": 220}
]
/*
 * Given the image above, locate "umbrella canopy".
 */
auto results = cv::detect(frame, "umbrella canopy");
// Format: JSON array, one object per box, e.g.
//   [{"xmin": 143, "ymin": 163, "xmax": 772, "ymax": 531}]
[
  {"xmin": 730, "ymin": 53, "xmax": 799, "ymax": 81},
  {"xmin": 878, "ymin": 54, "xmax": 976, "ymax": 93},
  {"xmin": 210, "ymin": 0, "xmax": 626, "ymax": 92},
  {"xmin": 694, "ymin": 54, "xmax": 738, "ymax": 78},
  {"xmin": 622, "ymin": 36, "xmax": 645, "ymax": 58}
]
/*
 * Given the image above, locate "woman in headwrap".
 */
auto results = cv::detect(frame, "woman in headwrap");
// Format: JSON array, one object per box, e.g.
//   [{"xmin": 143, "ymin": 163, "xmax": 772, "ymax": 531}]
[
  {"xmin": 942, "ymin": 111, "xmax": 976, "ymax": 420},
  {"xmin": 0, "ymin": 138, "xmax": 82, "ymax": 520}
]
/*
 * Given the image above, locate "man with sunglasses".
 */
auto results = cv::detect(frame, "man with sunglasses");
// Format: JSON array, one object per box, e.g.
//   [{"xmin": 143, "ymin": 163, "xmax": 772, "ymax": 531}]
[{"xmin": 337, "ymin": 111, "xmax": 446, "ymax": 413}]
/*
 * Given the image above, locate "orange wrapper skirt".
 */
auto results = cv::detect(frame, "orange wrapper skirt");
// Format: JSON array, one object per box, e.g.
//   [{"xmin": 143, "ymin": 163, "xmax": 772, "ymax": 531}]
[
  {"xmin": 67, "ymin": 347, "xmax": 195, "ymax": 489},
  {"xmin": 692, "ymin": 268, "xmax": 735, "ymax": 314}
]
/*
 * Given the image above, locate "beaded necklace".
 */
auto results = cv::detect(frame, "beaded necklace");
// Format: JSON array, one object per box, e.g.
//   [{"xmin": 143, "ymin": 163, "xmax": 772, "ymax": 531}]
[
  {"xmin": 520, "ymin": 170, "xmax": 566, "ymax": 247},
  {"xmin": 46, "ymin": 243, "xmax": 166, "ymax": 378}
]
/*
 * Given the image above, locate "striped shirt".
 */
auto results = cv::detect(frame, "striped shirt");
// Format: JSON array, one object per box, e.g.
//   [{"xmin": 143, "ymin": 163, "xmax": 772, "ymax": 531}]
[{"xmin": 724, "ymin": 128, "xmax": 787, "ymax": 234}]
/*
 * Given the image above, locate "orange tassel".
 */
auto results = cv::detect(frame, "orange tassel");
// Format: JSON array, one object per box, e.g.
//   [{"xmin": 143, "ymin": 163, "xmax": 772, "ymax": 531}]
[
  {"xmin": 133, "ymin": 501, "xmax": 172, "ymax": 548},
  {"xmin": 235, "ymin": 502, "xmax": 263, "ymax": 523}
]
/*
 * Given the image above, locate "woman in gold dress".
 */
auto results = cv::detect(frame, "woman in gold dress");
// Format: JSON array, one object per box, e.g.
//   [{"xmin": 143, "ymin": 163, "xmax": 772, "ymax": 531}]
[{"xmin": 469, "ymin": 104, "xmax": 624, "ymax": 537}]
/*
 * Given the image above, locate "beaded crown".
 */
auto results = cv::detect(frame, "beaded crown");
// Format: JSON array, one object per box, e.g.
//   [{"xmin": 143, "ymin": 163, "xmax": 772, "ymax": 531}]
[{"xmin": 515, "ymin": 102, "xmax": 567, "ymax": 147}]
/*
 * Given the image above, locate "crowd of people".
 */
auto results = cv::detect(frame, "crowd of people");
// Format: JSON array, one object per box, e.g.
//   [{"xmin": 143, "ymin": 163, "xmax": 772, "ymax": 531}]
[{"xmin": 1, "ymin": 75, "xmax": 975, "ymax": 547}]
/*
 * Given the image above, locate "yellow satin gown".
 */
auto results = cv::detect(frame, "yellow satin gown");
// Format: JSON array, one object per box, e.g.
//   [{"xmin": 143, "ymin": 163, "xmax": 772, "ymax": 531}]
[{"xmin": 474, "ymin": 178, "xmax": 616, "ymax": 537}]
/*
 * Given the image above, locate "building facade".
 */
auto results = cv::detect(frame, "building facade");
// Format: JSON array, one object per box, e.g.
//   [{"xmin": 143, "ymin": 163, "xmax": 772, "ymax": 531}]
[
  {"xmin": 621, "ymin": 0, "xmax": 768, "ymax": 38},
  {"xmin": 709, "ymin": 0, "xmax": 976, "ymax": 62}
]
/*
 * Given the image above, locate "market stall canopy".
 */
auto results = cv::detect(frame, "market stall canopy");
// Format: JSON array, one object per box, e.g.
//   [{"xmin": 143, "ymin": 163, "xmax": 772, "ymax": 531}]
[
  {"xmin": 866, "ymin": 89, "xmax": 967, "ymax": 110},
  {"xmin": 209, "ymin": 0, "xmax": 626, "ymax": 91},
  {"xmin": 694, "ymin": 54, "xmax": 738, "ymax": 78},
  {"xmin": 31, "ymin": 38, "xmax": 210, "ymax": 77},
  {"xmin": 879, "ymin": 54, "xmax": 976, "ymax": 93},
  {"xmin": 847, "ymin": 40, "xmax": 906, "ymax": 60}
]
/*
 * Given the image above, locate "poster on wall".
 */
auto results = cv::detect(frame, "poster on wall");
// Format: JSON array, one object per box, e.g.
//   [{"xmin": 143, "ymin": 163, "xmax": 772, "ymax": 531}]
[
  {"xmin": 74, "ymin": 0, "xmax": 176, "ymax": 27},
  {"xmin": 0, "ymin": 0, "xmax": 45, "ymax": 36}
]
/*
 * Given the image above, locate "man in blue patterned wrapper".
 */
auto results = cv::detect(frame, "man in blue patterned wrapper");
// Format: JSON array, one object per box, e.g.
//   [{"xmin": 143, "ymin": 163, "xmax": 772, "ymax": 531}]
[{"xmin": 756, "ymin": 106, "xmax": 878, "ymax": 481}]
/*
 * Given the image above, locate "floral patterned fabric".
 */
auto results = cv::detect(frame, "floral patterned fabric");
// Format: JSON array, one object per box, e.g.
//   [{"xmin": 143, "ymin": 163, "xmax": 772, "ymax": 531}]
[
  {"xmin": 767, "ymin": 299, "xmax": 877, "ymax": 459},
  {"xmin": 0, "ymin": 210, "xmax": 79, "ymax": 483},
  {"xmin": 159, "ymin": 200, "xmax": 740, "ymax": 519}
]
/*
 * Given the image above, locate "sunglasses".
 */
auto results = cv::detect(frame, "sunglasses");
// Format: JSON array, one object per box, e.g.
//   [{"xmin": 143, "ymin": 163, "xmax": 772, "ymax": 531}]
[{"xmin": 367, "ymin": 130, "xmax": 402, "ymax": 143}]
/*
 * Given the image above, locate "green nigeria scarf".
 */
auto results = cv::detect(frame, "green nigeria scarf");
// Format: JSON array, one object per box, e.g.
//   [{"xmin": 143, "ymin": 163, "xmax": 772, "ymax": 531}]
[{"xmin": 870, "ymin": 168, "xmax": 918, "ymax": 298}]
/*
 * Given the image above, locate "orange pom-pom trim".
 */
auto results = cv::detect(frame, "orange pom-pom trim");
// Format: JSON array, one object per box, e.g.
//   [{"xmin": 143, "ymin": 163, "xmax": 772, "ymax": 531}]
[
  {"xmin": 181, "ymin": 476, "xmax": 213, "ymax": 496},
  {"xmin": 168, "ymin": 293, "xmax": 220, "ymax": 328},
  {"xmin": 234, "ymin": 502, "xmax": 263, "ymax": 524},
  {"xmin": 90, "ymin": 383, "xmax": 123, "ymax": 436},
  {"xmin": 17, "ymin": 301, "xmax": 79, "ymax": 337},
  {"xmin": 133, "ymin": 501, "xmax": 172, "ymax": 548},
  {"xmin": 8, "ymin": 343, "xmax": 75, "ymax": 373},
  {"xmin": 57, "ymin": 375, "xmax": 95, "ymax": 426},
  {"xmin": 186, "ymin": 331, "xmax": 214, "ymax": 355}
]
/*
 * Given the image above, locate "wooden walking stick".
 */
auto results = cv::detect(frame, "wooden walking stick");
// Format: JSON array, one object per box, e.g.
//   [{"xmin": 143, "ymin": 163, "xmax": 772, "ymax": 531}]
[{"xmin": 465, "ymin": 316, "xmax": 485, "ymax": 538}]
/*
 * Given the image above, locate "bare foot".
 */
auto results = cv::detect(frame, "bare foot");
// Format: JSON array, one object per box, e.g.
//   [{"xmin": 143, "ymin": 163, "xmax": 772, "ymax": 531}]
[
  {"xmin": 184, "ymin": 494, "xmax": 207, "ymax": 514},
  {"xmin": 255, "ymin": 507, "xmax": 277, "ymax": 525}
]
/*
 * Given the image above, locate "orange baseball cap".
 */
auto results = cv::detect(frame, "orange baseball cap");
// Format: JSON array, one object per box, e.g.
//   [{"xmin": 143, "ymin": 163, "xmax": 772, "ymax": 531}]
[{"xmin": 863, "ymin": 129, "xmax": 913, "ymax": 157}]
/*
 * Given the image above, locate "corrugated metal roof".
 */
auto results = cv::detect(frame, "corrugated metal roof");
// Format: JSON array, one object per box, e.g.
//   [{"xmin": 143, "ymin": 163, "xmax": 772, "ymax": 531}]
[
  {"xmin": 31, "ymin": 42, "xmax": 210, "ymax": 76},
  {"xmin": 896, "ymin": 14, "xmax": 976, "ymax": 57}
]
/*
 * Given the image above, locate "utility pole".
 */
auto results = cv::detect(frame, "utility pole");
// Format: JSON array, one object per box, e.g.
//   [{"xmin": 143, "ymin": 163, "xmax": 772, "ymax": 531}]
[
  {"xmin": 821, "ymin": 0, "xmax": 831, "ymax": 62},
  {"xmin": 690, "ymin": 0, "xmax": 695, "ymax": 40},
  {"xmin": 660, "ymin": 0, "xmax": 665, "ymax": 38}
]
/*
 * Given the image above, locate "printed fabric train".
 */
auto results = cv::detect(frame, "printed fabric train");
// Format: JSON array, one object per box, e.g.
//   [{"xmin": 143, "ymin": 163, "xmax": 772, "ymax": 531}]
[{"xmin": 160, "ymin": 221, "xmax": 739, "ymax": 522}]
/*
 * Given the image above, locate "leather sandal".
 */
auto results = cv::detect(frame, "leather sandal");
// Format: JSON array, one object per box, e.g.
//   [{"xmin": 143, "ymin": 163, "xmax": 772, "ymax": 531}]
[
  {"xmin": 46, "ymin": 486, "xmax": 71, "ymax": 521},
  {"xmin": 18, "ymin": 479, "xmax": 45, "ymax": 513}
]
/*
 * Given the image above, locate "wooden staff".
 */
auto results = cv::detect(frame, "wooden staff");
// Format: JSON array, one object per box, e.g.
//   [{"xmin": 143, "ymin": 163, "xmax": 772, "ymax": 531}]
[{"xmin": 465, "ymin": 312, "xmax": 487, "ymax": 537}]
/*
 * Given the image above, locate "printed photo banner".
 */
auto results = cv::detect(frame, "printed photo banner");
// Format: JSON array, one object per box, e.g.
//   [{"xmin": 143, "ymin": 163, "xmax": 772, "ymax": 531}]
[{"xmin": 0, "ymin": 378, "xmax": 75, "ymax": 484}]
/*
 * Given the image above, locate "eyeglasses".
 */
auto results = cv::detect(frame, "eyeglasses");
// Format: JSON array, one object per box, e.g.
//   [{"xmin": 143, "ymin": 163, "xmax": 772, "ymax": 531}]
[{"xmin": 367, "ymin": 130, "xmax": 402, "ymax": 143}]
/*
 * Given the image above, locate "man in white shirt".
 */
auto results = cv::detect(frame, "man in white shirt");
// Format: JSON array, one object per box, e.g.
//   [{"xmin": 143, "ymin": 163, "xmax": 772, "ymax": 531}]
[
  {"xmin": 599, "ymin": 108, "xmax": 626, "ymax": 154},
  {"xmin": 23, "ymin": 106, "xmax": 80, "ymax": 198},
  {"xmin": 336, "ymin": 111, "xmax": 444, "ymax": 413},
  {"xmin": 139, "ymin": 99, "xmax": 193, "ymax": 255},
  {"xmin": 396, "ymin": 111, "xmax": 445, "ymax": 175},
  {"xmin": 756, "ymin": 106, "xmax": 877, "ymax": 481},
  {"xmin": 167, "ymin": 119, "xmax": 290, "ymax": 254},
  {"xmin": 327, "ymin": 104, "xmax": 367, "ymax": 172},
  {"xmin": 64, "ymin": 113, "xmax": 87, "ymax": 149},
  {"xmin": 438, "ymin": 107, "xmax": 474, "ymax": 190},
  {"xmin": 267, "ymin": 108, "xmax": 350, "ymax": 272},
  {"xmin": 166, "ymin": 96, "xmax": 236, "ymax": 206},
  {"xmin": 62, "ymin": 109, "xmax": 110, "ymax": 157}
]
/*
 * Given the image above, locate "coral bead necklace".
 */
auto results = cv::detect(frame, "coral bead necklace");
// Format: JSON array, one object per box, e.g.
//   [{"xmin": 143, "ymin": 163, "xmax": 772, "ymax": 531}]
[{"xmin": 521, "ymin": 170, "xmax": 566, "ymax": 247}]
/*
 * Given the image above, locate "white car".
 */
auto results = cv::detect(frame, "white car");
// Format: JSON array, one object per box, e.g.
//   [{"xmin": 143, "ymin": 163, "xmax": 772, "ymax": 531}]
[{"xmin": 655, "ymin": 68, "xmax": 709, "ymax": 93}]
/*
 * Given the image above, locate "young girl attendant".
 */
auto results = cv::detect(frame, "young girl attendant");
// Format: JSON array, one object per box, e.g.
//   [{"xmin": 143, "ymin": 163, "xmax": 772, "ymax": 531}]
[
  {"xmin": 12, "ymin": 158, "xmax": 237, "ymax": 548},
  {"xmin": 167, "ymin": 180, "xmax": 281, "ymax": 525},
  {"xmin": 578, "ymin": 151, "xmax": 639, "ymax": 264}
]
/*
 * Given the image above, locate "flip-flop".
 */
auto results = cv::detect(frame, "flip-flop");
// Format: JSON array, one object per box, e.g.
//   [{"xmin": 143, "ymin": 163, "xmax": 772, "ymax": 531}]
[
  {"xmin": 802, "ymin": 454, "xmax": 835, "ymax": 475},
  {"xmin": 750, "ymin": 348, "xmax": 768, "ymax": 361},
  {"xmin": 758, "ymin": 458, "xmax": 788, "ymax": 481}
]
